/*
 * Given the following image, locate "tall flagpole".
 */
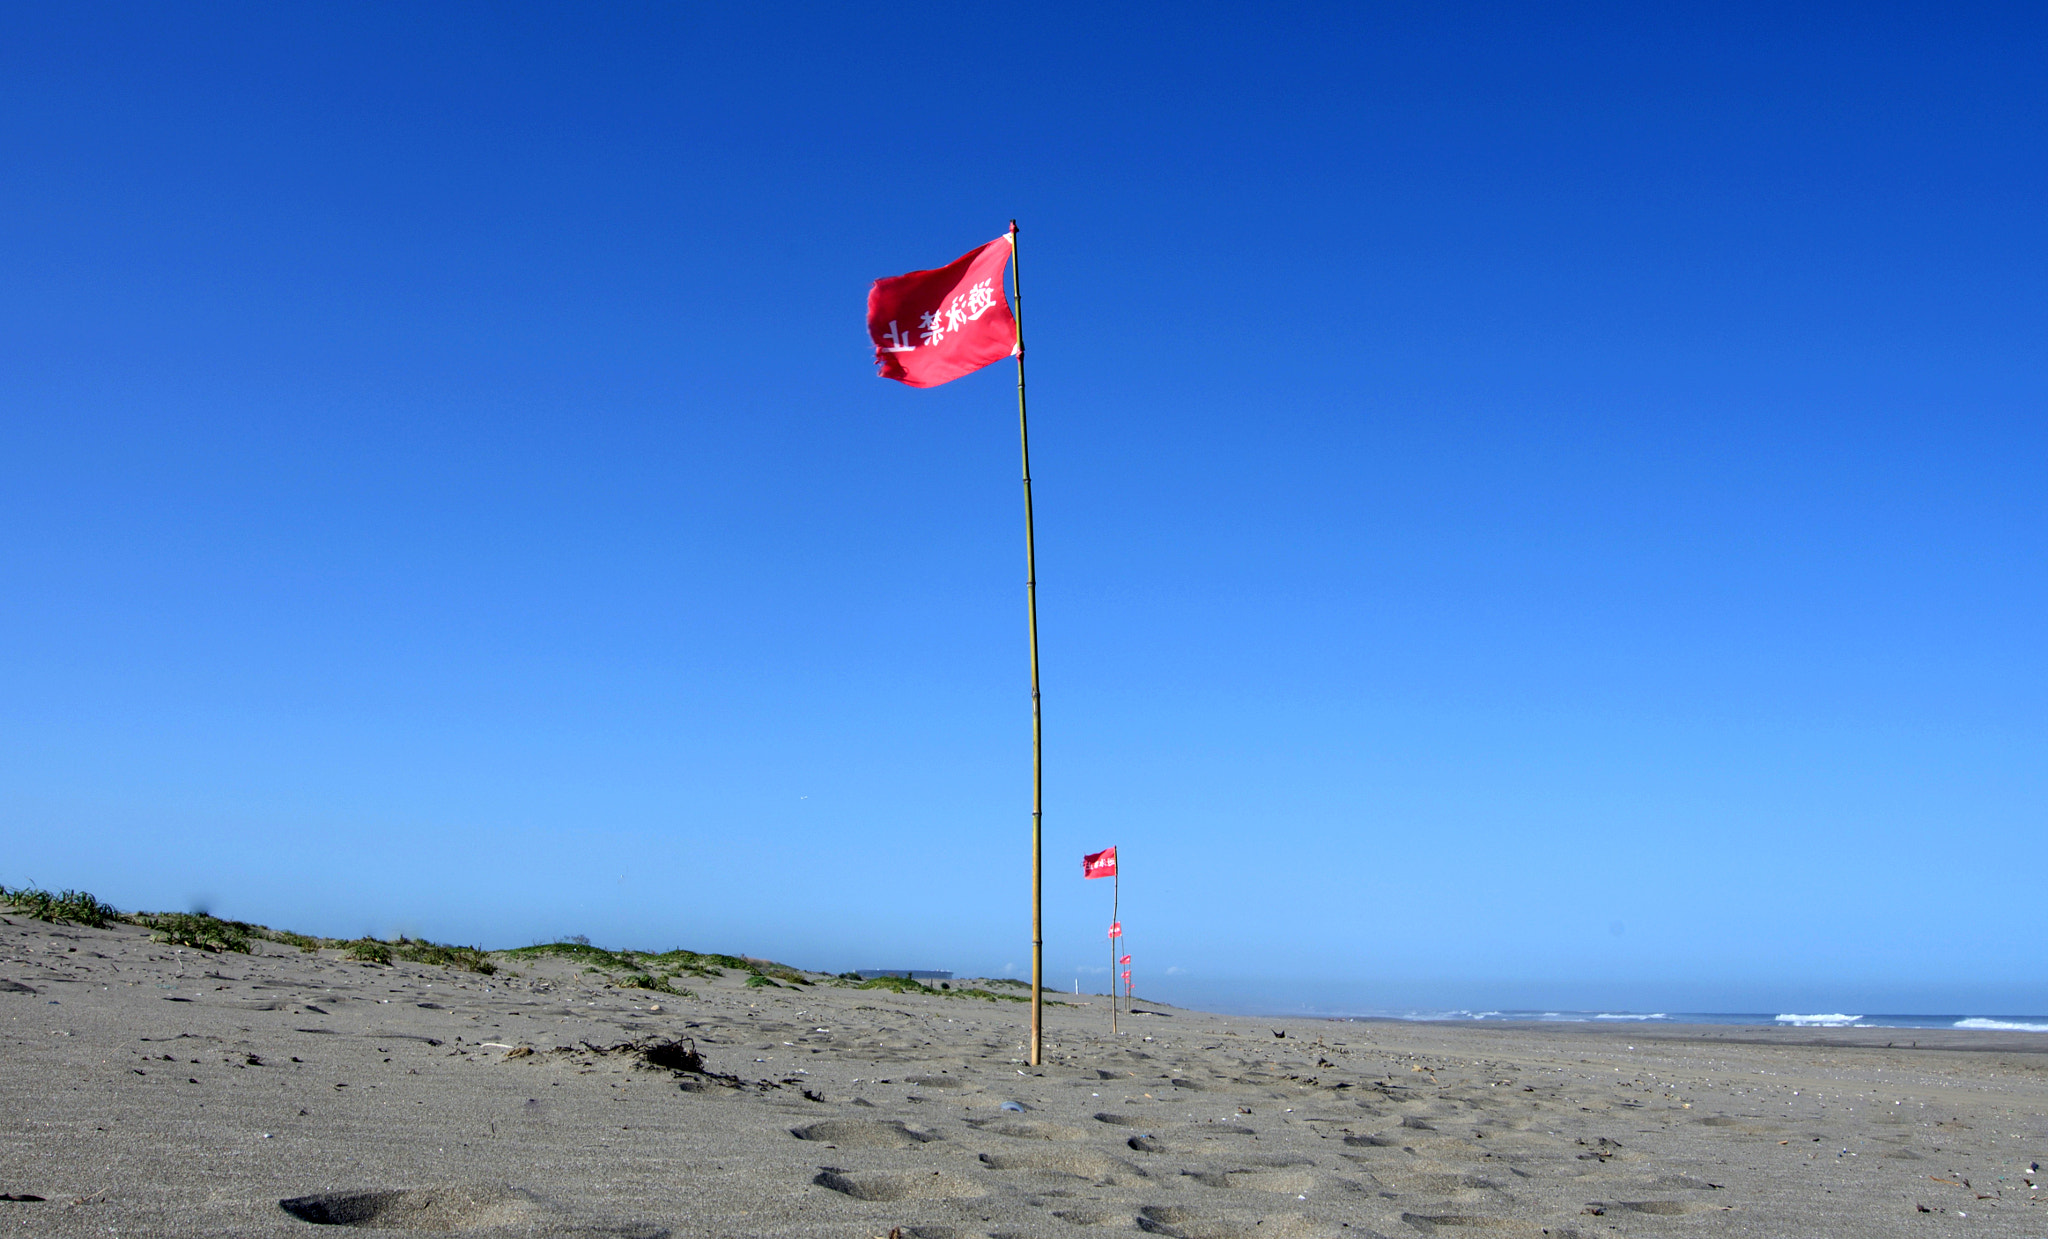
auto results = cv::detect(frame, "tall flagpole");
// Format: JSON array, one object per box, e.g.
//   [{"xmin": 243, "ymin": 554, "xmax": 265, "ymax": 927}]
[
  {"xmin": 1110, "ymin": 866, "xmax": 1119, "ymax": 1036},
  {"xmin": 1010, "ymin": 219, "xmax": 1044, "ymax": 1068}
]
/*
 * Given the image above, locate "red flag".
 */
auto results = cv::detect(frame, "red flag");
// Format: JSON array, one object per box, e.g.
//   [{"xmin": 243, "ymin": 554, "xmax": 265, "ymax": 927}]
[
  {"xmin": 1119, "ymin": 954, "xmax": 1131, "ymax": 965},
  {"xmin": 1082, "ymin": 846, "xmax": 1117, "ymax": 880},
  {"xmin": 1121, "ymin": 969, "xmax": 1132, "ymax": 980},
  {"xmin": 868, "ymin": 236, "xmax": 1016, "ymax": 387},
  {"xmin": 1108, "ymin": 921, "xmax": 1122, "ymax": 938}
]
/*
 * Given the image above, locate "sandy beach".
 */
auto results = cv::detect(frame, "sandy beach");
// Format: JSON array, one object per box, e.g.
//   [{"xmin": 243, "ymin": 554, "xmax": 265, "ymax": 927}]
[{"xmin": 4, "ymin": 912, "xmax": 2043, "ymax": 1238}]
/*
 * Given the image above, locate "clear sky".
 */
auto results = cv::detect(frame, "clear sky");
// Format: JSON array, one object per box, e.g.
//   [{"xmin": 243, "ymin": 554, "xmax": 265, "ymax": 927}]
[{"xmin": 4, "ymin": 3, "xmax": 2043, "ymax": 1016}]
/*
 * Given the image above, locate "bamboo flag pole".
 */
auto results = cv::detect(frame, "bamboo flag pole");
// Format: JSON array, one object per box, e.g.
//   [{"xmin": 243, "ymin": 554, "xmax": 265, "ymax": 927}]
[
  {"xmin": 1110, "ymin": 864, "xmax": 1119, "ymax": 1036},
  {"xmin": 1010, "ymin": 220, "xmax": 1044, "ymax": 1069}
]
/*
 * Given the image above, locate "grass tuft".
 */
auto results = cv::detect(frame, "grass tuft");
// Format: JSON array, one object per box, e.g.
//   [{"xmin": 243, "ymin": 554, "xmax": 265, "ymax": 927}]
[
  {"xmin": 642, "ymin": 948, "xmax": 741, "ymax": 978},
  {"xmin": 503, "ymin": 941, "xmax": 636, "ymax": 970},
  {"xmin": 619, "ymin": 973, "xmax": 693, "ymax": 997},
  {"xmin": 391, "ymin": 936, "xmax": 497, "ymax": 975},
  {"xmin": 343, "ymin": 939, "xmax": 392, "ymax": 965},
  {"xmin": 504, "ymin": 942, "xmax": 807, "ymax": 985},
  {"xmin": 857, "ymin": 974, "xmax": 938, "ymax": 995},
  {"xmin": 1, "ymin": 885, "xmax": 122, "ymax": 928},
  {"xmin": 135, "ymin": 911, "xmax": 253, "ymax": 954}
]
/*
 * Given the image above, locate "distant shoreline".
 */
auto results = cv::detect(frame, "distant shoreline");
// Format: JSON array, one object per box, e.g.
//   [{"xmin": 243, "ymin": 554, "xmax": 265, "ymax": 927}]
[{"xmin": 1269, "ymin": 1012, "xmax": 2048, "ymax": 1055}]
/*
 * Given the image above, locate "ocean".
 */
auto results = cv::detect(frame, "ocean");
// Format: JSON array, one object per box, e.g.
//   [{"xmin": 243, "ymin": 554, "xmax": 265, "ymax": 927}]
[{"xmin": 1341, "ymin": 1010, "xmax": 2048, "ymax": 1032}]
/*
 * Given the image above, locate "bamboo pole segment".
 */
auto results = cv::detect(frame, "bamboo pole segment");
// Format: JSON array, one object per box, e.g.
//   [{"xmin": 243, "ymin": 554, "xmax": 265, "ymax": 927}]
[
  {"xmin": 1110, "ymin": 866, "xmax": 1119, "ymax": 1036},
  {"xmin": 1010, "ymin": 219, "xmax": 1043, "ymax": 1069}
]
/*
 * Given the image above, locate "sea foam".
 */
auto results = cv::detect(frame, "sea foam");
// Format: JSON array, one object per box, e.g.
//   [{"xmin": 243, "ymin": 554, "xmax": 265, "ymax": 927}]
[
  {"xmin": 1953, "ymin": 1018, "xmax": 2048, "ymax": 1033},
  {"xmin": 1775, "ymin": 1013, "xmax": 1861, "ymax": 1027}
]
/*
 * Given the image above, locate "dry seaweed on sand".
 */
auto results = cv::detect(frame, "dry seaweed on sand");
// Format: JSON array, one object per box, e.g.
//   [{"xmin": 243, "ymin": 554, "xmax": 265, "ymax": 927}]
[{"xmin": 639, "ymin": 1038, "xmax": 705, "ymax": 1073}]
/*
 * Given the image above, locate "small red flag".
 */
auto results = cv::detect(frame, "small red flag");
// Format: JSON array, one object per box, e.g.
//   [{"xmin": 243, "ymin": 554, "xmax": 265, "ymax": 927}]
[
  {"xmin": 1121, "ymin": 969, "xmax": 1131, "ymax": 980},
  {"xmin": 868, "ymin": 236, "xmax": 1016, "ymax": 388},
  {"xmin": 1108, "ymin": 921, "xmax": 1123, "ymax": 938},
  {"xmin": 1119, "ymin": 954, "xmax": 1131, "ymax": 965},
  {"xmin": 1082, "ymin": 847, "xmax": 1117, "ymax": 880}
]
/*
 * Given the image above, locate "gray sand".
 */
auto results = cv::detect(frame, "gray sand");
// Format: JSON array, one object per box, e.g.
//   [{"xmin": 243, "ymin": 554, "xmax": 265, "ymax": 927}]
[{"xmin": 3, "ymin": 916, "xmax": 2042, "ymax": 1237}]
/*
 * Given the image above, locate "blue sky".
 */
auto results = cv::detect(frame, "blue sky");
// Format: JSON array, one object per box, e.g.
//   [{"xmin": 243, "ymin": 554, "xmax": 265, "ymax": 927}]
[{"xmin": 3, "ymin": 2, "xmax": 2043, "ymax": 1016}]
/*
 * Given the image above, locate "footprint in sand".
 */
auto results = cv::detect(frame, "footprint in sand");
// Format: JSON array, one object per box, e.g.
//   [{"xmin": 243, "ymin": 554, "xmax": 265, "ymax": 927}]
[
  {"xmin": 976, "ymin": 1119, "xmax": 1091, "ymax": 1141},
  {"xmin": 1137, "ymin": 1204, "xmax": 1344, "ymax": 1239},
  {"xmin": 978, "ymin": 1146, "xmax": 1147, "ymax": 1182},
  {"xmin": 1342, "ymin": 1155, "xmax": 1507, "ymax": 1200},
  {"xmin": 1184, "ymin": 1167, "xmax": 1319, "ymax": 1193},
  {"xmin": 789, "ymin": 1119, "xmax": 936, "ymax": 1148},
  {"xmin": 811, "ymin": 1169, "xmax": 987, "ymax": 1201},
  {"xmin": 1397, "ymin": 1214, "xmax": 1551, "ymax": 1236},
  {"xmin": 1651, "ymin": 1174, "xmax": 1724, "ymax": 1190},
  {"xmin": 1614, "ymin": 1199, "xmax": 1718, "ymax": 1215},
  {"xmin": 277, "ymin": 1184, "xmax": 666, "ymax": 1237},
  {"xmin": 905, "ymin": 1074, "xmax": 966, "ymax": 1089}
]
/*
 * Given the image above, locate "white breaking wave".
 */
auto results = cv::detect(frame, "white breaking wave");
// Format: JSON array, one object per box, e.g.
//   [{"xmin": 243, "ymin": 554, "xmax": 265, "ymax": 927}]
[
  {"xmin": 1593, "ymin": 1013, "xmax": 1668, "ymax": 1021},
  {"xmin": 1775, "ymin": 1013, "xmax": 1861, "ymax": 1027},
  {"xmin": 1954, "ymin": 1018, "xmax": 2048, "ymax": 1033}
]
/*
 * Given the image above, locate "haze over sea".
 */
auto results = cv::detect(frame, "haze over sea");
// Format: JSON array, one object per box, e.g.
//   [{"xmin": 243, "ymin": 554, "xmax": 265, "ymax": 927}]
[
  {"xmin": 4, "ymin": 5, "xmax": 2045, "ymax": 1026},
  {"xmin": 1360, "ymin": 1013, "xmax": 2048, "ymax": 1033}
]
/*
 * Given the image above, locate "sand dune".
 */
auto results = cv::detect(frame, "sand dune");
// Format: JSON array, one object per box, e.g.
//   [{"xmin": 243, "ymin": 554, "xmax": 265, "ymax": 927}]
[{"xmin": 3, "ymin": 913, "xmax": 2042, "ymax": 1237}]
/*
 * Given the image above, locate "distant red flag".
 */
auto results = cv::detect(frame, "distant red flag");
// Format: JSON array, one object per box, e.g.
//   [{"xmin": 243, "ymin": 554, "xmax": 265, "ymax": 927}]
[
  {"xmin": 868, "ymin": 236, "xmax": 1017, "ymax": 388},
  {"xmin": 1119, "ymin": 954, "xmax": 1131, "ymax": 965},
  {"xmin": 1108, "ymin": 921, "xmax": 1123, "ymax": 938},
  {"xmin": 1121, "ymin": 969, "xmax": 1131, "ymax": 980},
  {"xmin": 1082, "ymin": 847, "xmax": 1118, "ymax": 880}
]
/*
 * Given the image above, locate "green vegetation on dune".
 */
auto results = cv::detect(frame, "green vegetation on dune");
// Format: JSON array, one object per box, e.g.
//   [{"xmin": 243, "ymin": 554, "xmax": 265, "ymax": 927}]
[
  {"xmin": 503, "ymin": 941, "xmax": 638, "ymax": 970},
  {"xmin": 858, "ymin": 974, "xmax": 938, "ymax": 995},
  {"xmin": 390, "ymin": 937, "xmax": 496, "ymax": 974},
  {"xmin": 134, "ymin": 911, "xmax": 255, "ymax": 953},
  {"xmin": 850, "ymin": 975, "xmax": 1027, "ymax": 1002},
  {"xmin": 4, "ymin": 886, "xmax": 823, "ymax": 990},
  {"xmin": 646, "ymin": 947, "xmax": 749, "ymax": 975},
  {"xmin": 0, "ymin": 885, "xmax": 121, "ymax": 928},
  {"xmin": 620, "ymin": 972, "xmax": 694, "ymax": 997},
  {"xmin": 504, "ymin": 941, "xmax": 809, "ymax": 986}
]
